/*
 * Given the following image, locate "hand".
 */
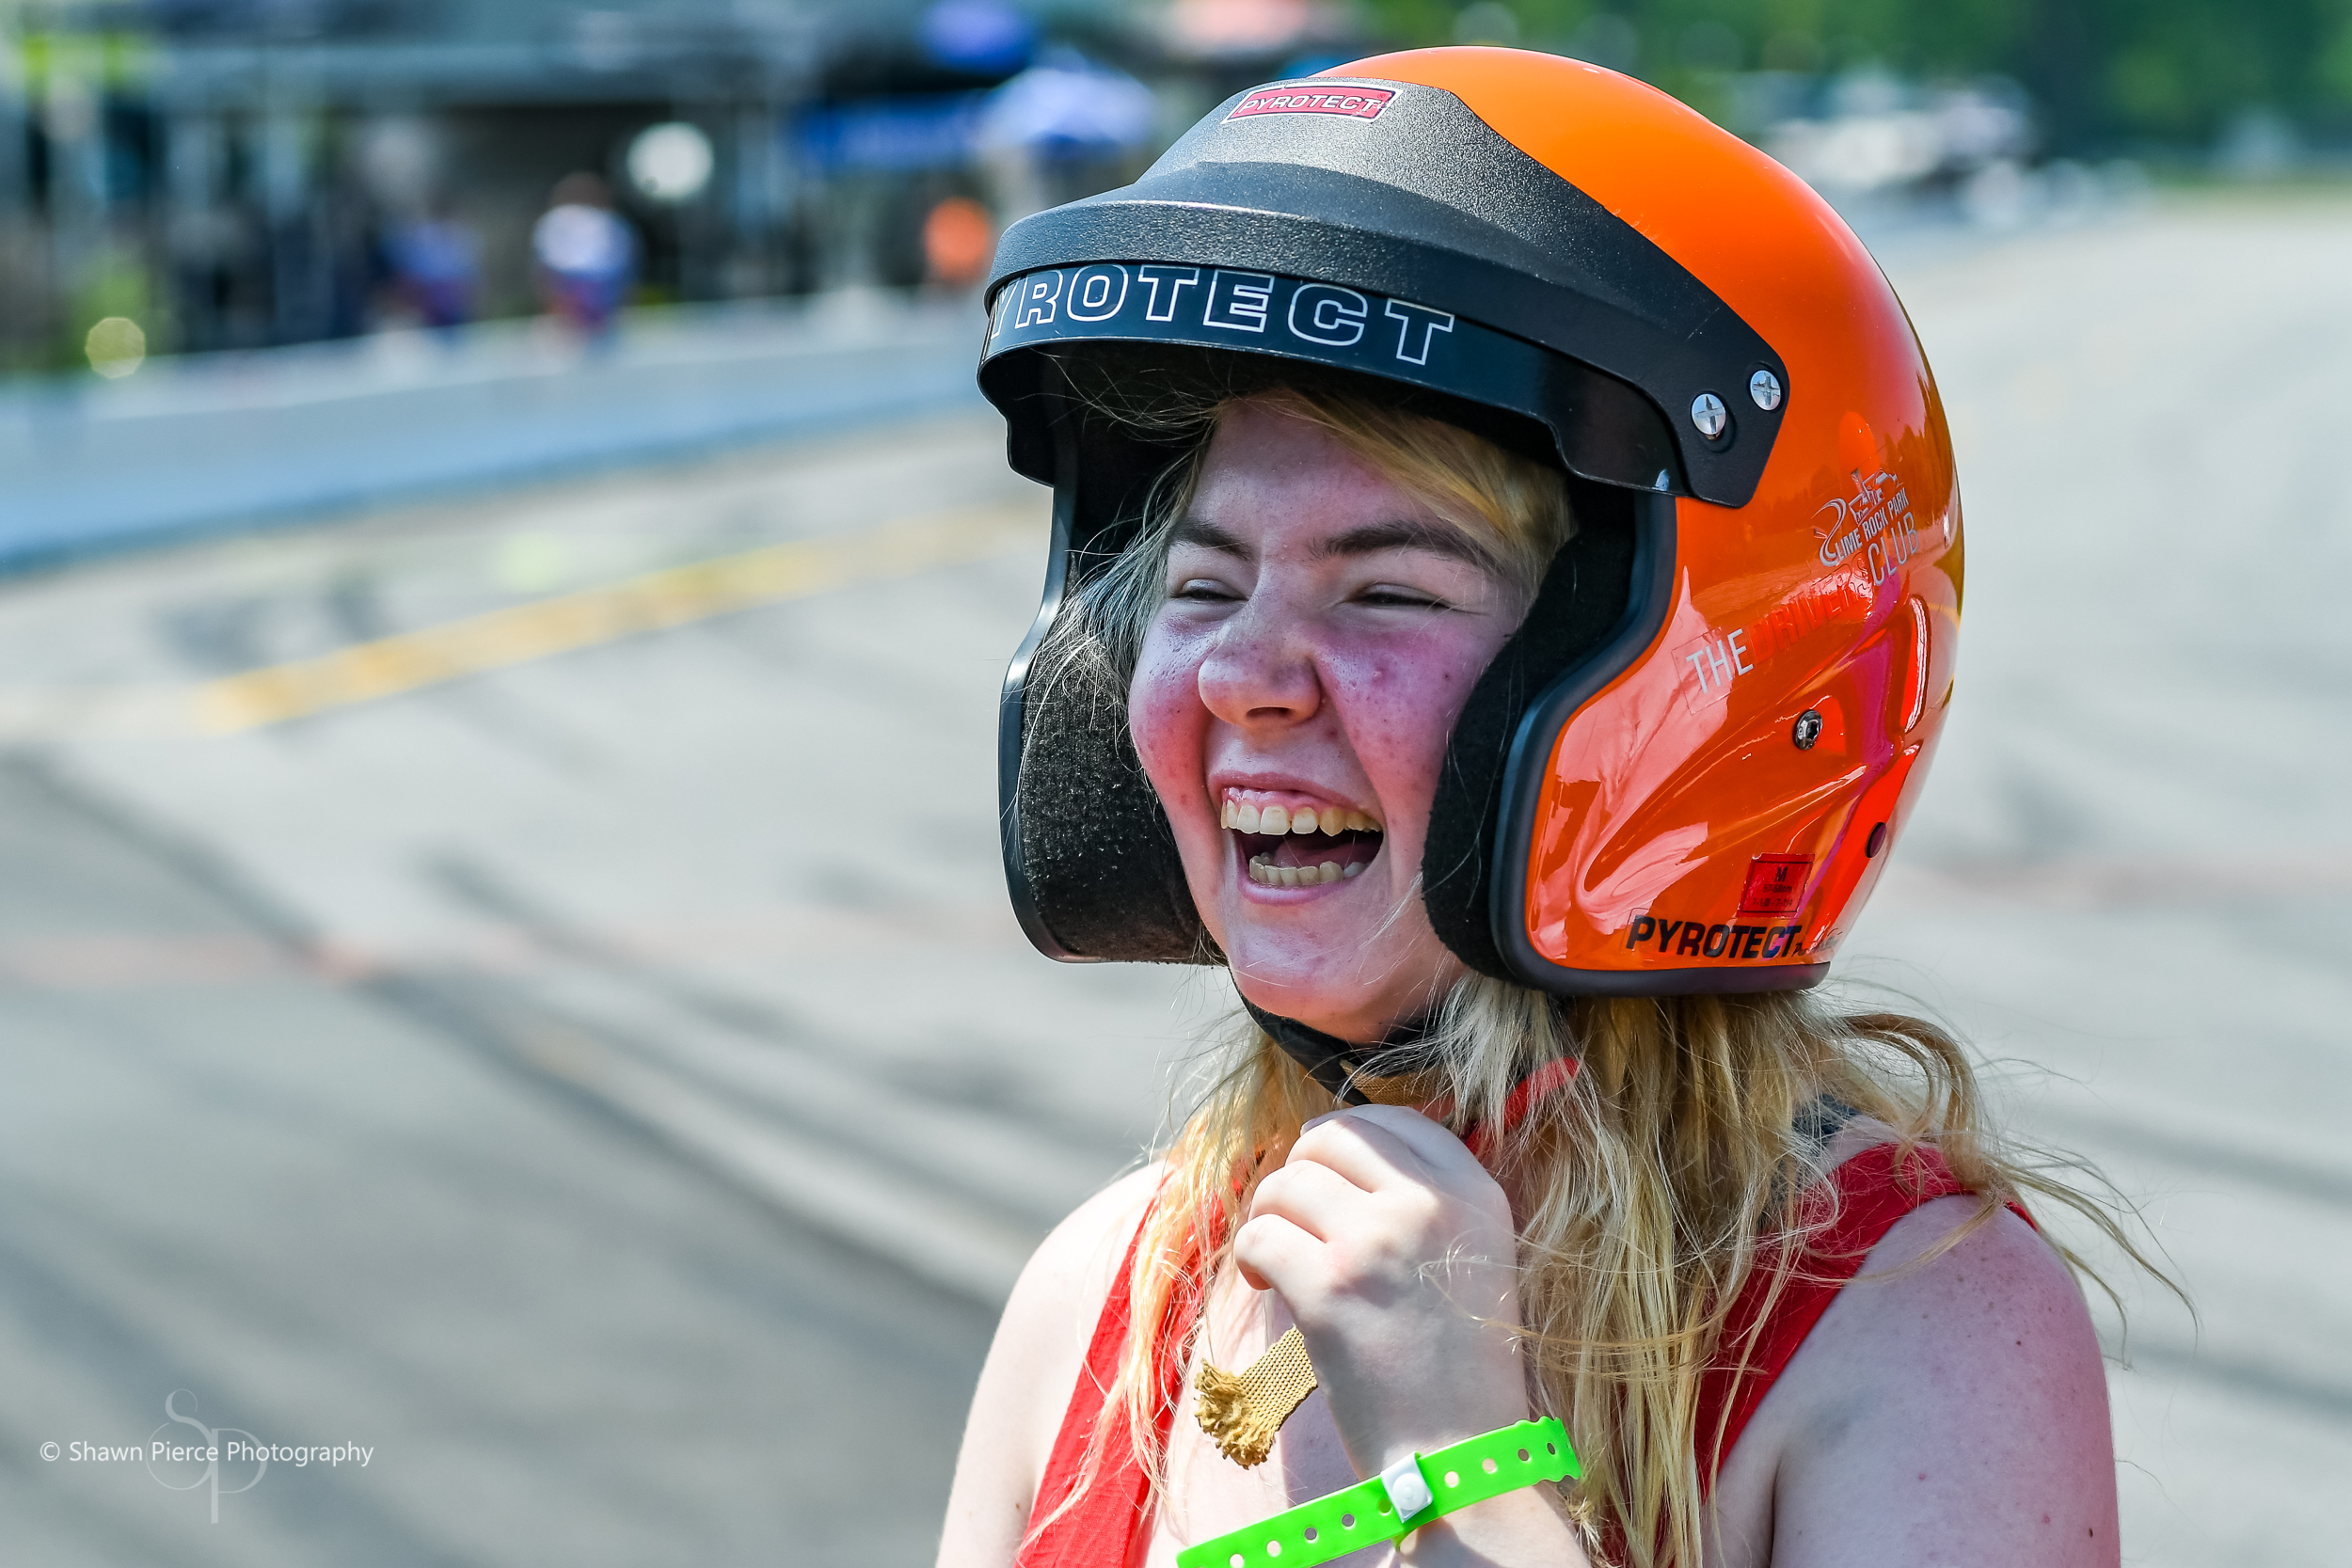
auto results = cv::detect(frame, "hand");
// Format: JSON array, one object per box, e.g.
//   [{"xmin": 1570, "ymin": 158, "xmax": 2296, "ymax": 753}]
[{"xmin": 1232, "ymin": 1104, "xmax": 1529, "ymax": 1480}]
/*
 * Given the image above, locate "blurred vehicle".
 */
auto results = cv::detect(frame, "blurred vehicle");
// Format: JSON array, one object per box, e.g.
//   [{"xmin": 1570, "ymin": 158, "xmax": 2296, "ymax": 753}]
[{"xmin": 1763, "ymin": 71, "xmax": 2034, "ymax": 199}]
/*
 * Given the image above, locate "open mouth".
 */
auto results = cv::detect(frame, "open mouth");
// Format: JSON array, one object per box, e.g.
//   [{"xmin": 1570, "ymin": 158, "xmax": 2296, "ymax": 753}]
[{"xmin": 1221, "ymin": 792, "xmax": 1386, "ymax": 889}]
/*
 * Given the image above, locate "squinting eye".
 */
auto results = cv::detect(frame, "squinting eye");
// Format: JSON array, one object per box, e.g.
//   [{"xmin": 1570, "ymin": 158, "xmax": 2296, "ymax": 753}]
[
  {"xmin": 1357, "ymin": 585, "xmax": 1449, "ymax": 610},
  {"xmin": 1171, "ymin": 578, "xmax": 1238, "ymax": 602}
]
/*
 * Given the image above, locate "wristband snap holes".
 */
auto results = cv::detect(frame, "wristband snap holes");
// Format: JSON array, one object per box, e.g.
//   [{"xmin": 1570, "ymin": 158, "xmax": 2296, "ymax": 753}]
[
  {"xmin": 1266, "ymin": 1542, "xmax": 1280, "ymax": 1557},
  {"xmin": 1546, "ymin": 1443, "xmax": 1557, "ymax": 1455},
  {"xmin": 1517, "ymin": 1448, "xmax": 1530, "ymax": 1463},
  {"xmin": 1483, "ymin": 1457, "xmax": 1500, "ymax": 1474},
  {"xmin": 1340, "ymin": 1513, "xmax": 1356, "ymax": 1529},
  {"xmin": 1376, "ymin": 1499, "xmax": 1392, "ymax": 1515},
  {"xmin": 1230, "ymin": 1557, "xmax": 1245, "ymax": 1568},
  {"xmin": 1302, "ymin": 1528, "xmax": 1317, "ymax": 1543},
  {"xmin": 1444, "ymin": 1471, "xmax": 1459, "ymax": 1488}
]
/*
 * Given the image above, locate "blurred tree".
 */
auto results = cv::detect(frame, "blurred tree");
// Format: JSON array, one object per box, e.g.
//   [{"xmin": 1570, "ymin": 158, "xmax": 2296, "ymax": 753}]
[{"xmin": 1349, "ymin": 0, "xmax": 2352, "ymax": 151}]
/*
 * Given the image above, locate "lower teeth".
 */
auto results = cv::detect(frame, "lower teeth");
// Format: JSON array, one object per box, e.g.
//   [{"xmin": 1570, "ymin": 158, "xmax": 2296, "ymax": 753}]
[{"xmin": 1248, "ymin": 855, "xmax": 1363, "ymax": 888}]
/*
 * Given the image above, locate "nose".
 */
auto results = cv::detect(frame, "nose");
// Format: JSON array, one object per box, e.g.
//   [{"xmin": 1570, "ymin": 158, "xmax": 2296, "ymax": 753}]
[{"xmin": 1196, "ymin": 594, "xmax": 1323, "ymax": 731}]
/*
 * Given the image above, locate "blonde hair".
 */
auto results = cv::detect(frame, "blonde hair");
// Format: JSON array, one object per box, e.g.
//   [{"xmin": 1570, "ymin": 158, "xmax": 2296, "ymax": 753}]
[{"xmin": 1025, "ymin": 380, "xmax": 2150, "ymax": 1566}]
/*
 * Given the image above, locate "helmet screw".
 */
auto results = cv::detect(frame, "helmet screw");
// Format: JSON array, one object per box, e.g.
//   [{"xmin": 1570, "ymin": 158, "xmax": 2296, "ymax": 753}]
[
  {"xmin": 1792, "ymin": 708, "xmax": 1822, "ymax": 750},
  {"xmin": 1690, "ymin": 392, "xmax": 1728, "ymax": 439},
  {"xmin": 1749, "ymin": 369, "xmax": 1783, "ymax": 410}
]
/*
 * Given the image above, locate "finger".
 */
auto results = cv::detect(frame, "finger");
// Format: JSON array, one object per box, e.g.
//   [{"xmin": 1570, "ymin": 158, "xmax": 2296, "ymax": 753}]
[
  {"xmin": 1248, "ymin": 1159, "xmax": 1373, "ymax": 1243},
  {"xmin": 1290, "ymin": 1108, "xmax": 1476, "ymax": 1196},
  {"xmin": 1232, "ymin": 1212, "xmax": 1320, "ymax": 1295},
  {"xmin": 1285, "ymin": 1119, "xmax": 1422, "ymax": 1199},
  {"xmin": 1319, "ymin": 1103, "xmax": 1497, "ymax": 1183}
]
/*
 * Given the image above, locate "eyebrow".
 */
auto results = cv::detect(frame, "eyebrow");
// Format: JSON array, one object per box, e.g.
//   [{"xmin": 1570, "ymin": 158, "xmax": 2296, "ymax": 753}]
[
  {"xmin": 1167, "ymin": 515, "xmax": 1495, "ymax": 569},
  {"xmin": 1314, "ymin": 518, "xmax": 1496, "ymax": 569},
  {"xmin": 1168, "ymin": 516, "xmax": 1250, "ymax": 557}
]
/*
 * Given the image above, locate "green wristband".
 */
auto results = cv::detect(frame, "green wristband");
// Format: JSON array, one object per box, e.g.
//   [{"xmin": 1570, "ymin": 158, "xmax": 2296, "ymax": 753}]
[{"xmin": 1174, "ymin": 1418, "xmax": 1579, "ymax": 1568}]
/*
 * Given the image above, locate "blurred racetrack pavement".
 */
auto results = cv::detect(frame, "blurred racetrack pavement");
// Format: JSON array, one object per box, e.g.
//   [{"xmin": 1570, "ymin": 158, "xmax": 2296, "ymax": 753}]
[{"xmin": 1, "ymin": 195, "xmax": 2346, "ymax": 1566}]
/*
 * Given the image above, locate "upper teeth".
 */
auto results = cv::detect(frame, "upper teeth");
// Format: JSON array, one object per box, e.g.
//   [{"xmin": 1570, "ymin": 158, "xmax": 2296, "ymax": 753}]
[{"xmin": 1221, "ymin": 799, "xmax": 1380, "ymax": 834}]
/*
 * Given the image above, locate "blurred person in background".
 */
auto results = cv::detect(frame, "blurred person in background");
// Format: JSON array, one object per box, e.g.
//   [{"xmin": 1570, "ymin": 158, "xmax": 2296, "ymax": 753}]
[
  {"xmin": 924, "ymin": 196, "xmax": 997, "ymax": 293},
  {"xmin": 532, "ymin": 173, "xmax": 638, "ymax": 340},
  {"xmin": 944, "ymin": 47, "xmax": 2151, "ymax": 1568},
  {"xmin": 384, "ymin": 198, "xmax": 483, "ymax": 334}
]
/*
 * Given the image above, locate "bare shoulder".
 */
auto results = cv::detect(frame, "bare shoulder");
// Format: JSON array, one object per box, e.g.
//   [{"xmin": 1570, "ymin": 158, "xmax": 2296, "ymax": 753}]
[
  {"xmin": 994, "ymin": 1162, "xmax": 1168, "ymax": 1426},
  {"xmin": 1722, "ymin": 1194, "xmax": 2119, "ymax": 1568},
  {"xmin": 935, "ymin": 1164, "xmax": 1164, "ymax": 1568}
]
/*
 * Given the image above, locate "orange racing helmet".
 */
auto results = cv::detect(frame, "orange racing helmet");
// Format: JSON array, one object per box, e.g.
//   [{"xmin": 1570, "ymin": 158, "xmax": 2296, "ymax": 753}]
[{"xmin": 980, "ymin": 47, "xmax": 1960, "ymax": 996}]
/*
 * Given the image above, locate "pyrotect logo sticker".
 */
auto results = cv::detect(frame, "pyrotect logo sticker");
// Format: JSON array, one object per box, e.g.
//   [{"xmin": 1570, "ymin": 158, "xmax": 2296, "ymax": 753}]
[
  {"xmin": 1622, "ymin": 915, "xmax": 1809, "ymax": 962},
  {"xmin": 1228, "ymin": 85, "xmax": 1395, "ymax": 121}
]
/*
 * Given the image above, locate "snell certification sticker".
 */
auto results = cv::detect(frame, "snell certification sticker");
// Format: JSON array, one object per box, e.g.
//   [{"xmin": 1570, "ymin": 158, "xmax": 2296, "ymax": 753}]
[
  {"xmin": 1739, "ymin": 855, "xmax": 1813, "ymax": 914},
  {"xmin": 1228, "ymin": 85, "xmax": 1395, "ymax": 121}
]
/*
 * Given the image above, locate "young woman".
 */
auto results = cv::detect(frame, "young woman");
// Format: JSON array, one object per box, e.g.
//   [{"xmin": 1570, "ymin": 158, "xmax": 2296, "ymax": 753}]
[{"xmin": 943, "ymin": 48, "xmax": 2131, "ymax": 1568}]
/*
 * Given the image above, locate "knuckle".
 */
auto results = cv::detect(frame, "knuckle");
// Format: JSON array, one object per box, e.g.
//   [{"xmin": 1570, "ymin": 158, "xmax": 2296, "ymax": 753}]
[
  {"xmin": 1250, "ymin": 1166, "xmax": 1298, "ymax": 1212},
  {"xmin": 1290, "ymin": 1121, "xmax": 1343, "ymax": 1160},
  {"xmin": 1392, "ymin": 1185, "xmax": 1446, "ymax": 1233}
]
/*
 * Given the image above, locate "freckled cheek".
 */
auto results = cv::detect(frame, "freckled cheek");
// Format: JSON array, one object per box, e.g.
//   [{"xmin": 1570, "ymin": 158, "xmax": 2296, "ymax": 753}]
[
  {"xmin": 1320, "ymin": 645, "xmax": 1492, "ymax": 790},
  {"xmin": 1321, "ymin": 628, "xmax": 1498, "ymax": 701}
]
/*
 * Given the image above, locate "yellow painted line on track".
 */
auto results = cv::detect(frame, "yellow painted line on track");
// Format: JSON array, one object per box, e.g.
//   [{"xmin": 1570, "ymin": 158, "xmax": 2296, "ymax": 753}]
[{"xmin": 194, "ymin": 502, "xmax": 1042, "ymax": 733}]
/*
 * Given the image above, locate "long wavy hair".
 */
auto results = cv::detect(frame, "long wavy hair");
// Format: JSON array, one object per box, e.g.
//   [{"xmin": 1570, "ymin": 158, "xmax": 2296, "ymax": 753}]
[{"xmin": 1022, "ymin": 377, "xmax": 2146, "ymax": 1566}]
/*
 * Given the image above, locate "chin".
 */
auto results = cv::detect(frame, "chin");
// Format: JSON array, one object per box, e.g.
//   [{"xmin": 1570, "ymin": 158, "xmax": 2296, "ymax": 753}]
[
  {"xmin": 1218, "ymin": 922, "xmax": 1451, "ymax": 1042},
  {"xmin": 1183, "ymin": 828, "xmax": 1459, "ymax": 1038}
]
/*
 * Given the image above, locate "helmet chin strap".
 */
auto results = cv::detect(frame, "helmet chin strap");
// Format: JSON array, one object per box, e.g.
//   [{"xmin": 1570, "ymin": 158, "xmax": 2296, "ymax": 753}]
[
  {"xmin": 1238, "ymin": 997, "xmax": 1436, "ymax": 1107},
  {"xmin": 1239, "ymin": 995, "xmax": 1583, "ymax": 1156}
]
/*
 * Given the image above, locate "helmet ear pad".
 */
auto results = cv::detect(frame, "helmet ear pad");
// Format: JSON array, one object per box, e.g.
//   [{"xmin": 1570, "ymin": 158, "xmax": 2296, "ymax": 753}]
[
  {"xmin": 1422, "ymin": 478, "xmax": 1643, "ymax": 978},
  {"xmin": 1012, "ymin": 655, "xmax": 1219, "ymax": 964},
  {"xmin": 1003, "ymin": 380, "xmax": 1221, "ymax": 966}
]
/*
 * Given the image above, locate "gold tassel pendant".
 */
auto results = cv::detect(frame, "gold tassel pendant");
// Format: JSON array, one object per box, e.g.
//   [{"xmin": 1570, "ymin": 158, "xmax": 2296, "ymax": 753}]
[{"xmin": 1194, "ymin": 1326, "xmax": 1319, "ymax": 1468}]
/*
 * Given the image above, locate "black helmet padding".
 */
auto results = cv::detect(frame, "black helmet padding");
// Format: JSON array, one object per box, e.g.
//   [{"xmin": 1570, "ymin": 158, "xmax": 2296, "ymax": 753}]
[
  {"xmin": 997, "ymin": 370, "xmax": 1216, "ymax": 963},
  {"xmin": 1422, "ymin": 483, "xmax": 1671, "ymax": 978},
  {"xmin": 1009, "ymin": 657, "xmax": 1212, "ymax": 963}
]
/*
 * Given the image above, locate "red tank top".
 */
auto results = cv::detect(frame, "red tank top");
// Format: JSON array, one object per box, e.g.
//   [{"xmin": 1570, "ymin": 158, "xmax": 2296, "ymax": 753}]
[{"xmin": 1016, "ymin": 1141, "xmax": 2005, "ymax": 1567}]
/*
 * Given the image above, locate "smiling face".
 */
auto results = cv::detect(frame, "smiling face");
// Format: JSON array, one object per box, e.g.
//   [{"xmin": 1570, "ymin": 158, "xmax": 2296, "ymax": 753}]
[{"xmin": 1129, "ymin": 399, "xmax": 1537, "ymax": 1042}]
